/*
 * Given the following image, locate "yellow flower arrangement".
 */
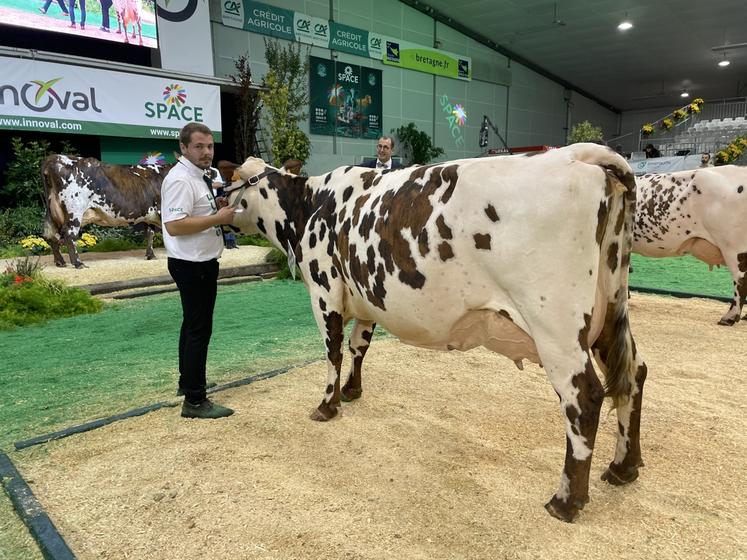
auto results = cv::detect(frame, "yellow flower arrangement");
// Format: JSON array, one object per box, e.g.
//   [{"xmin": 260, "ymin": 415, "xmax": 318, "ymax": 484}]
[
  {"xmin": 641, "ymin": 123, "xmax": 654, "ymax": 136},
  {"xmin": 673, "ymin": 109, "xmax": 687, "ymax": 120},
  {"xmin": 715, "ymin": 136, "xmax": 747, "ymax": 165},
  {"xmin": 687, "ymin": 102, "xmax": 701, "ymax": 114},
  {"xmin": 693, "ymin": 98, "xmax": 704, "ymax": 106},
  {"xmin": 19, "ymin": 235, "xmax": 50, "ymax": 253},
  {"xmin": 76, "ymin": 232, "xmax": 98, "ymax": 249},
  {"xmin": 661, "ymin": 118, "xmax": 674, "ymax": 130}
]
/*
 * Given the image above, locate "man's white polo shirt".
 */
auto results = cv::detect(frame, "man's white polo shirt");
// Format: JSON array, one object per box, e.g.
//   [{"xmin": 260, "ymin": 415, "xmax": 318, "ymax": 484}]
[{"xmin": 161, "ymin": 158, "xmax": 224, "ymax": 262}]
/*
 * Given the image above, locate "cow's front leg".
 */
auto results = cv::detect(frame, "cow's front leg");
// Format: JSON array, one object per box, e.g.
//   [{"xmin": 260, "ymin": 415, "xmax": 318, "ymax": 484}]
[
  {"xmin": 341, "ymin": 320, "xmax": 376, "ymax": 402},
  {"xmin": 310, "ymin": 309, "xmax": 345, "ymax": 422},
  {"xmin": 544, "ymin": 353, "xmax": 605, "ymax": 523},
  {"xmin": 145, "ymin": 226, "xmax": 156, "ymax": 260},
  {"xmin": 717, "ymin": 255, "xmax": 746, "ymax": 326}
]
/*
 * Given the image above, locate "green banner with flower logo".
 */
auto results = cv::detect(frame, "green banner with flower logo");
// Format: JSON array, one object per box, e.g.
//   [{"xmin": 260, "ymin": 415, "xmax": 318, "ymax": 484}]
[{"xmin": 309, "ymin": 56, "xmax": 382, "ymax": 139}]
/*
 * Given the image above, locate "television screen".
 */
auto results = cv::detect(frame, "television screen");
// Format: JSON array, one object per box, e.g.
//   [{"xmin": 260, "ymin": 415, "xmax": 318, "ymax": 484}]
[{"xmin": 0, "ymin": 0, "xmax": 158, "ymax": 49}]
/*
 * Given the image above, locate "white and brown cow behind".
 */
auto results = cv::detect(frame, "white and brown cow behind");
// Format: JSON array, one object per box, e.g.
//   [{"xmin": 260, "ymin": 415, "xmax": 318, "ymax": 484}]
[
  {"xmin": 41, "ymin": 155, "xmax": 171, "ymax": 268},
  {"xmin": 633, "ymin": 166, "xmax": 747, "ymax": 325},
  {"xmin": 229, "ymin": 144, "xmax": 647, "ymax": 522}
]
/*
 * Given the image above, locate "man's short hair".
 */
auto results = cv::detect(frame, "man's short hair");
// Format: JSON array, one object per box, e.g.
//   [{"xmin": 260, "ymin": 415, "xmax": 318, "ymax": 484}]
[
  {"xmin": 378, "ymin": 135, "xmax": 395, "ymax": 149},
  {"xmin": 179, "ymin": 123, "xmax": 213, "ymax": 147}
]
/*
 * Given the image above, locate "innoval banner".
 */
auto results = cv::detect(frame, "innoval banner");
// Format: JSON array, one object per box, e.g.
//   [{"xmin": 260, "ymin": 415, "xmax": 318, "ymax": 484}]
[{"xmin": 0, "ymin": 57, "xmax": 222, "ymax": 140}]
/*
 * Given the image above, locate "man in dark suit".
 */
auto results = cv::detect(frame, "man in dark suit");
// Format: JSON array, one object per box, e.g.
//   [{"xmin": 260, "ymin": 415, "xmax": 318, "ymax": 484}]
[{"xmin": 359, "ymin": 135, "xmax": 404, "ymax": 170}]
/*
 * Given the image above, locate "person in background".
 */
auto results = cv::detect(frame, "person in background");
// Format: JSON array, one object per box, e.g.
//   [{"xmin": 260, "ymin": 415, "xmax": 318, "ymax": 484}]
[
  {"xmin": 161, "ymin": 123, "xmax": 237, "ymax": 419},
  {"xmin": 68, "ymin": 0, "xmax": 85, "ymax": 29},
  {"xmin": 99, "ymin": 0, "xmax": 112, "ymax": 32},
  {"xmin": 644, "ymin": 143, "xmax": 661, "ymax": 158},
  {"xmin": 39, "ymin": 0, "xmax": 69, "ymax": 16},
  {"xmin": 699, "ymin": 152, "xmax": 714, "ymax": 167},
  {"xmin": 359, "ymin": 135, "xmax": 404, "ymax": 170}
]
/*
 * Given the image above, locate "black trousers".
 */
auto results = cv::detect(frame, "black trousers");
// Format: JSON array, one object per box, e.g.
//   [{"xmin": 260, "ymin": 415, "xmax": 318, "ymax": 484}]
[{"xmin": 167, "ymin": 257, "xmax": 219, "ymax": 403}]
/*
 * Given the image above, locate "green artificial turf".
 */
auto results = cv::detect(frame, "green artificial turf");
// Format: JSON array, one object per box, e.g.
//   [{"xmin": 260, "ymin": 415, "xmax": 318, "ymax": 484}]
[{"xmin": 630, "ymin": 254, "xmax": 733, "ymax": 299}]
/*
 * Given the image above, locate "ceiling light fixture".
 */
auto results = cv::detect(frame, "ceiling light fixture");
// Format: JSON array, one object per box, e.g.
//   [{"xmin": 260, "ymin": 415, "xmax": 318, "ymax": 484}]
[
  {"xmin": 718, "ymin": 53, "xmax": 731, "ymax": 67},
  {"xmin": 680, "ymin": 91, "xmax": 690, "ymax": 98},
  {"xmin": 617, "ymin": 15, "xmax": 633, "ymax": 31}
]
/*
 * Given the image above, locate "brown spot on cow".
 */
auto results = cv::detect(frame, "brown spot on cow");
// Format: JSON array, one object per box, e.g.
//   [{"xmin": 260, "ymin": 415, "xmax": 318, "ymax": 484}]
[
  {"xmin": 596, "ymin": 200, "xmax": 609, "ymax": 246},
  {"xmin": 361, "ymin": 170, "xmax": 377, "ymax": 190},
  {"xmin": 436, "ymin": 214, "xmax": 453, "ymax": 240},
  {"xmin": 438, "ymin": 242, "xmax": 454, "ymax": 261},
  {"xmin": 370, "ymin": 166, "xmax": 460, "ymax": 289},
  {"xmin": 607, "ymin": 242, "xmax": 619, "ymax": 272},
  {"xmin": 485, "ymin": 204, "xmax": 500, "ymax": 222},
  {"xmin": 473, "ymin": 233, "xmax": 491, "ymax": 250}
]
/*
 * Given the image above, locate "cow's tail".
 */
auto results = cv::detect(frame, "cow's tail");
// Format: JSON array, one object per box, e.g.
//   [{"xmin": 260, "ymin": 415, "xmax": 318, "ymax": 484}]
[
  {"xmin": 595, "ymin": 151, "xmax": 639, "ymax": 409},
  {"xmin": 40, "ymin": 155, "xmax": 65, "ymax": 242}
]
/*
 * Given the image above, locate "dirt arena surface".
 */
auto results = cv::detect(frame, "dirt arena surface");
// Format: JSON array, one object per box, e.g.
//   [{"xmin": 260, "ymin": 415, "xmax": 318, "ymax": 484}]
[
  {"xmin": 2, "ymin": 245, "xmax": 274, "ymax": 287},
  {"xmin": 13, "ymin": 293, "xmax": 747, "ymax": 559}
]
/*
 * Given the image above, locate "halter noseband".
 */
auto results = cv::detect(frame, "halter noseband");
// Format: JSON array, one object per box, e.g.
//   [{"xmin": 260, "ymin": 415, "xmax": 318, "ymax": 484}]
[{"xmin": 224, "ymin": 168, "xmax": 278, "ymax": 207}]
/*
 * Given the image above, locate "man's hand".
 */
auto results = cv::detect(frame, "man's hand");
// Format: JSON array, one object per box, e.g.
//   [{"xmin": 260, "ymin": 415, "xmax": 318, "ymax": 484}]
[
  {"xmin": 214, "ymin": 205, "xmax": 236, "ymax": 225},
  {"xmin": 215, "ymin": 196, "xmax": 229, "ymax": 209}
]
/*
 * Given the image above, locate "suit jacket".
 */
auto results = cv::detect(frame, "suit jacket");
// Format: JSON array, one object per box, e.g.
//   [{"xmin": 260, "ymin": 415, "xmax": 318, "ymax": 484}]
[{"xmin": 359, "ymin": 158, "xmax": 404, "ymax": 170}]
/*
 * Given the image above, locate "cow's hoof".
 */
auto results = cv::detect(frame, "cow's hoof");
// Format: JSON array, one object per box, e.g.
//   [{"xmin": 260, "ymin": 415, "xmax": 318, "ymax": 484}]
[
  {"xmin": 146, "ymin": 254, "xmax": 156, "ymax": 260},
  {"xmin": 55, "ymin": 262, "xmax": 66, "ymax": 268},
  {"xmin": 601, "ymin": 463, "xmax": 640, "ymax": 486},
  {"xmin": 717, "ymin": 318, "xmax": 736, "ymax": 326},
  {"xmin": 340, "ymin": 387, "xmax": 362, "ymax": 402},
  {"xmin": 544, "ymin": 496, "xmax": 584, "ymax": 523},
  {"xmin": 310, "ymin": 403, "xmax": 338, "ymax": 422},
  {"xmin": 74, "ymin": 263, "xmax": 88, "ymax": 269}
]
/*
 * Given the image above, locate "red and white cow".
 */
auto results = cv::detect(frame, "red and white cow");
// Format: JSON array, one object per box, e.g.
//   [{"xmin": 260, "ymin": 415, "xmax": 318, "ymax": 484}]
[
  {"xmin": 229, "ymin": 144, "xmax": 648, "ymax": 522},
  {"xmin": 41, "ymin": 155, "xmax": 171, "ymax": 268},
  {"xmin": 114, "ymin": 0, "xmax": 142, "ymax": 45},
  {"xmin": 633, "ymin": 166, "xmax": 747, "ymax": 325}
]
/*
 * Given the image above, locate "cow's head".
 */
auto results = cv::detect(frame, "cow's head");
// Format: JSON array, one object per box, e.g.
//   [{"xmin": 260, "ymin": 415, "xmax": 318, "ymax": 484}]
[{"xmin": 228, "ymin": 157, "xmax": 312, "ymax": 252}]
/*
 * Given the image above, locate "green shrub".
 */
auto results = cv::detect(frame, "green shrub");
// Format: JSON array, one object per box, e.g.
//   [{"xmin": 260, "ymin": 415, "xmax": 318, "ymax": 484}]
[
  {"xmin": 0, "ymin": 258, "xmax": 102, "ymax": 330},
  {"xmin": 87, "ymin": 237, "xmax": 143, "ymax": 253},
  {"xmin": 237, "ymin": 234, "xmax": 271, "ymax": 247},
  {"xmin": 0, "ymin": 206, "xmax": 46, "ymax": 244}
]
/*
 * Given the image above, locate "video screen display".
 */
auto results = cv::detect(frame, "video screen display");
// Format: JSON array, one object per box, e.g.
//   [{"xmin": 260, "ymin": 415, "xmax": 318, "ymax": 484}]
[{"xmin": 0, "ymin": 0, "xmax": 158, "ymax": 48}]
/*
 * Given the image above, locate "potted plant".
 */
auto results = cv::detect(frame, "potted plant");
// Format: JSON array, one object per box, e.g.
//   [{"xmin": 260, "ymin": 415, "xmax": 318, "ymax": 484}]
[
  {"xmin": 392, "ymin": 123, "xmax": 444, "ymax": 165},
  {"xmin": 568, "ymin": 120, "xmax": 604, "ymax": 144}
]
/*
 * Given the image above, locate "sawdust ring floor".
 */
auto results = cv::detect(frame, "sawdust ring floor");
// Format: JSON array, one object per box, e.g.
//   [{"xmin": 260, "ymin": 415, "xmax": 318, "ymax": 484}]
[{"xmin": 13, "ymin": 293, "xmax": 747, "ymax": 560}]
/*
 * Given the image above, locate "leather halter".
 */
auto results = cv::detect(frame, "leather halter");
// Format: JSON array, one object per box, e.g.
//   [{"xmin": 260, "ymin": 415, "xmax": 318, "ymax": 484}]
[{"xmin": 224, "ymin": 168, "xmax": 278, "ymax": 207}]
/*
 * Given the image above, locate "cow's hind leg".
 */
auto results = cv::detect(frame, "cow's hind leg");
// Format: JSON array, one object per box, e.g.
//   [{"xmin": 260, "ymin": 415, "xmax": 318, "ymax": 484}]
[
  {"xmin": 718, "ymin": 251, "xmax": 747, "ymax": 326},
  {"xmin": 48, "ymin": 234, "xmax": 66, "ymax": 267},
  {"xmin": 62, "ymin": 226, "xmax": 86, "ymax": 268},
  {"xmin": 592, "ymin": 318, "xmax": 648, "ymax": 485},
  {"xmin": 309, "ymin": 296, "xmax": 345, "ymax": 422},
  {"xmin": 532, "ymin": 318, "xmax": 605, "ymax": 523},
  {"xmin": 544, "ymin": 352, "xmax": 605, "ymax": 522},
  {"xmin": 341, "ymin": 320, "xmax": 376, "ymax": 402}
]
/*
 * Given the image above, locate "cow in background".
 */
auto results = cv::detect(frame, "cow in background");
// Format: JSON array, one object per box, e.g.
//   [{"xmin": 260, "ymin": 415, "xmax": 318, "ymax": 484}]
[
  {"xmin": 41, "ymin": 155, "xmax": 171, "ymax": 268},
  {"xmin": 633, "ymin": 166, "xmax": 747, "ymax": 325},
  {"xmin": 229, "ymin": 144, "xmax": 648, "ymax": 522},
  {"xmin": 114, "ymin": 0, "xmax": 142, "ymax": 45}
]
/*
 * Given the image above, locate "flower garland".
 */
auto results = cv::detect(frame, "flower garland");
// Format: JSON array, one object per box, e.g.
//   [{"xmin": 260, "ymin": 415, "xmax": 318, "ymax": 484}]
[
  {"xmin": 715, "ymin": 136, "xmax": 747, "ymax": 165},
  {"xmin": 641, "ymin": 98, "xmax": 705, "ymax": 136}
]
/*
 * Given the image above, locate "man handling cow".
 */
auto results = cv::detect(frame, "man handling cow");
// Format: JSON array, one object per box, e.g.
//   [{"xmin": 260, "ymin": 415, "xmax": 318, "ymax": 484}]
[{"xmin": 161, "ymin": 123, "xmax": 237, "ymax": 419}]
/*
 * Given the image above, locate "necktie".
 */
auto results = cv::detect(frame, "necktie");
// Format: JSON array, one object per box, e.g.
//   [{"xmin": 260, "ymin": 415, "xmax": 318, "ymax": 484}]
[{"xmin": 377, "ymin": 162, "xmax": 386, "ymax": 169}]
